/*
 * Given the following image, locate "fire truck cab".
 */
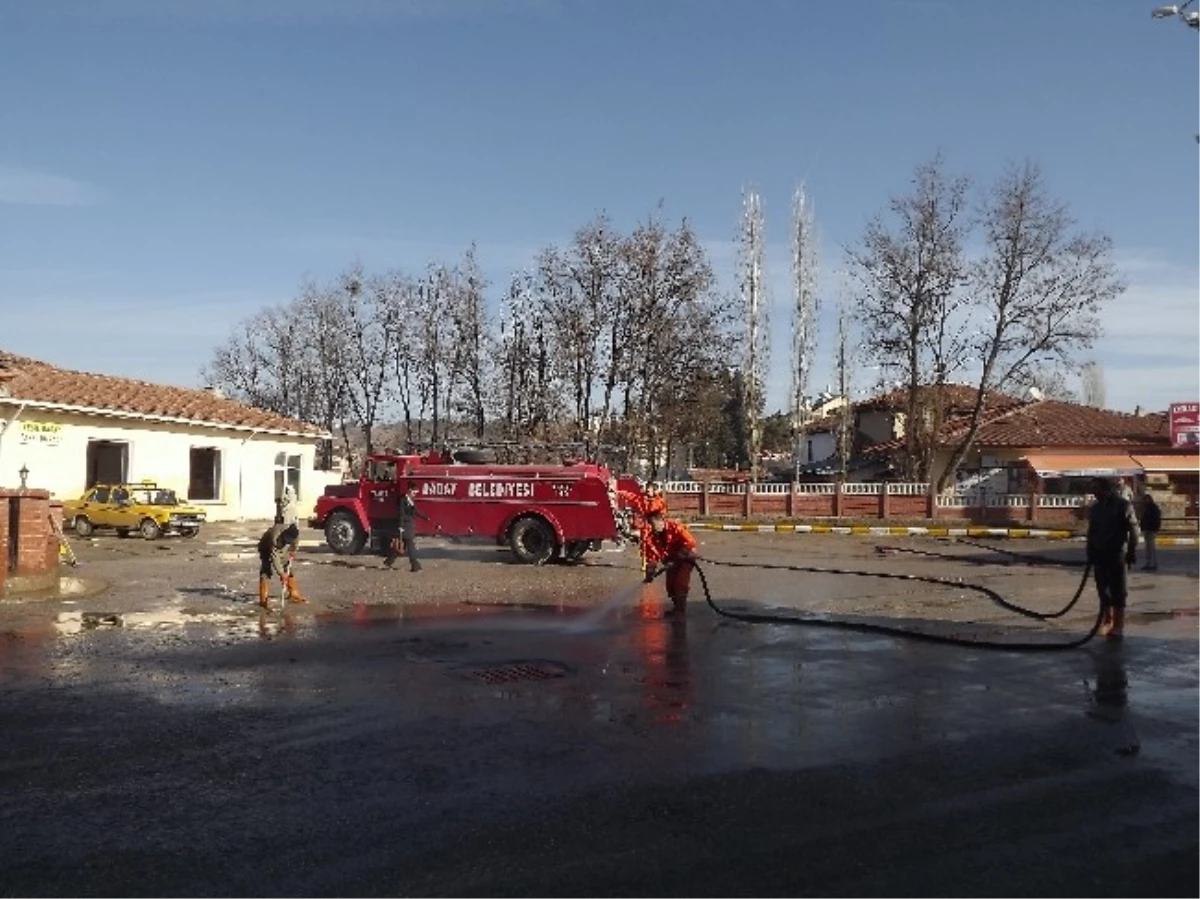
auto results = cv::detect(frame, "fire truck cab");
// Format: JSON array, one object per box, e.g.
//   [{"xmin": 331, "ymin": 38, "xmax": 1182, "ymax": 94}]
[{"xmin": 309, "ymin": 450, "xmax": 625, "ymax": 565}]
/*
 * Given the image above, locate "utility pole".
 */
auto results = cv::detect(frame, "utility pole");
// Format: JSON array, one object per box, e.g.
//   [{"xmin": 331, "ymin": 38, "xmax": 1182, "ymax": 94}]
[
  {"xmin": 790, "ymin": 183, "xmax": 819, "ymax": 482},
  {"xmin": 739, "ymin": 186, "xmax": 769, "ymax": 482}
]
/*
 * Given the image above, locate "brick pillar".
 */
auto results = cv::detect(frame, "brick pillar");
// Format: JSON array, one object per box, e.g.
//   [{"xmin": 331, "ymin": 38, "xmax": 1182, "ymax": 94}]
[
  {"xmin": 879, "ymin": 483, "xmax": 890, "ymax": 520},
  {"xmin": 926, "ymin": 486, "xmax": 936, "ymax": 519},
  {"xmin": 700, "ymin": 481, "xmax": 709, "ymax": 517},
  {"xmin": 834, "ymin": 480, "xmax": 844, "ymax": 518},
  {"xmin": 744, "ymin": 482, "xmax": 753, "ymax": 518},
  {"xmin": 0, "ymin": 489, "xmax": 55, "ymax": 592},
  {"xmin": 786, "ymin": 483, "xmax": 795, "ymax": 518},
  {"xmin": 0, "ymin": 495, "xmax": 8, "ymax": 594},
  {"xmin": 1028, "ymin": 479, "xmax": 1040, "ymax": 523}
]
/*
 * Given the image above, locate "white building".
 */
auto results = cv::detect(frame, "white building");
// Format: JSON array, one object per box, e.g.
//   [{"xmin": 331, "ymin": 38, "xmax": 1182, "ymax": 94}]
[{"xmin": 0, "ymin": 352, "xmax": 340, "ymax": 522}]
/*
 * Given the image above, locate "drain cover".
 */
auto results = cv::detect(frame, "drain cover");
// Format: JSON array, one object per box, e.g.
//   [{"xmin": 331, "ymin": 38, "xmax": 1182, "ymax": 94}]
[{"xmin": 470, "ymin": 660, "xmax": 571, "ymax": 685}]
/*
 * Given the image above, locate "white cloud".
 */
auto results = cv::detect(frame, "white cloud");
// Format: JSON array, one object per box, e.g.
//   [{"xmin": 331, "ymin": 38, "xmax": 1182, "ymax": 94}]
[{"xmin": 0, "ymin": 165, "xmax": 105, "ymax": 207}]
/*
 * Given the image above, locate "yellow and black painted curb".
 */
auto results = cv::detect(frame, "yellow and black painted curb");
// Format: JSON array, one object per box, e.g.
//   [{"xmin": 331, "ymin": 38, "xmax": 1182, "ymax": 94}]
[{"xmin": 681, "ymin": 520, "xmax": 1199, "ymax": 546}]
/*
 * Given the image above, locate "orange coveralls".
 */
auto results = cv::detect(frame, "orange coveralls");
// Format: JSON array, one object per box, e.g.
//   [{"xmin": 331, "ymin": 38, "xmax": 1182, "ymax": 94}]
[
  {"xmin": 619, "ymin": 489, "xmax": 669, "ymax": 566},
  {"xmin": 643, "ymin": 518, "xmax": 698, "ymax": 613}
]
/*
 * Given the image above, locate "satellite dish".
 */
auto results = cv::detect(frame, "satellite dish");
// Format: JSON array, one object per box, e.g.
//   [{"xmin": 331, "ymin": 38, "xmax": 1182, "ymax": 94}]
[{"xmin": 1027, "ymin": 386, "xmax": 1044, "ymax": 401}]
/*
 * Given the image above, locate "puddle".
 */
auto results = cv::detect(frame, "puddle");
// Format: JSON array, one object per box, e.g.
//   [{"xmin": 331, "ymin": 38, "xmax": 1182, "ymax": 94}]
[{"xmin": 2, "ymin": 576, "xmax": 109, "ymax": 601}]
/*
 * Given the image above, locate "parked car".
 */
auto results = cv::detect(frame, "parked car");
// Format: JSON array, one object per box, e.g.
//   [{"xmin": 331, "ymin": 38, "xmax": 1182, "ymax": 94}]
[{"xmin": 63, "ymin": 482, "xmax": 206, "ymax": 540}]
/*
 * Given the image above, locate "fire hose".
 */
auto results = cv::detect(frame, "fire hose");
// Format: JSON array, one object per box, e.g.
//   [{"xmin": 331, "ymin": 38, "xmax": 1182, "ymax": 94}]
[{"xmin": 650, "ymin": 543, "xmax": 1100, "ymax": 651}]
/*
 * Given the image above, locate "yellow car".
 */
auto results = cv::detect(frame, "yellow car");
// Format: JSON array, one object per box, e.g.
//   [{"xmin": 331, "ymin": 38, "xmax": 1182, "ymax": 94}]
[{"xmin": 64, "ymin": 482, "xmax": 207, "ymax": 540}]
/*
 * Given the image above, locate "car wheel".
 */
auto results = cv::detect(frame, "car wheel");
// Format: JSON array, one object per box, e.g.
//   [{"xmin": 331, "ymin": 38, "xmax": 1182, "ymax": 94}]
[
  {"xmin": 74, "ymin": 516, "xmax": 94, "ymax": 537},
  {"xmin": 180, "ymin": 527, "xmax": 200, "ymax": 539},
  {"xmin": 325, "ymin": 511, "xmax": 365, "ymax": 555},
  {"xmin": 509, "ymin": 516, "xmax": 556, "ymax": 565},
  {"xmin": 139, "ymin": 518, "xmax": 162, "ymax": 540}
]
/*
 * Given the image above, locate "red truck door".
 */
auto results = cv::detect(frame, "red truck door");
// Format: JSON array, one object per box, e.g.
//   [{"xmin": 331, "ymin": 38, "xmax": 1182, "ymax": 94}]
[{"xmin": 364, "ymin": 457, "xmax": 399, "ymax": 526}]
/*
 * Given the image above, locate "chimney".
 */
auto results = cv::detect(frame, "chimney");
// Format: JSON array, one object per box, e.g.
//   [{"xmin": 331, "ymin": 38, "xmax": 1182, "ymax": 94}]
[{"xmin": 1134, "ymin": 404, "xmax": 1142, "ymax": 416}]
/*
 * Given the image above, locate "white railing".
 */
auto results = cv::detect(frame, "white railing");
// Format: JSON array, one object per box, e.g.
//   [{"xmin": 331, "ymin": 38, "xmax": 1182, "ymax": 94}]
[
  {"xmin": 663, "ymin": 481, "xmax": 703, "ymax": 493},
  {"xmin": 1038, "ymin": 494, "xmax": 1088, "ymax": 508},
  {"xmin": 887, "ymin": 482, "xmax": 930, "ymax": 495},
  {"xmin": 658, "ymin": 482, "xmax": 1064, "ymax": 513},
  {"xmin": 795, "ymin": 483, "xmax": 837, "ymax": 494},
  {"xmin": 752, "ymin": 482, "xmax": 791, "ymax": 495},
  {"xmin": 842, "ymin": 483, "xmax": 882, "ymax": 495}
]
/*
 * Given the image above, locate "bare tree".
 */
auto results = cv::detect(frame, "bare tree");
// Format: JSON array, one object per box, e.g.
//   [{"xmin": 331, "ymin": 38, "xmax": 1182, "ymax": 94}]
[
  {"xmin": 834, "ymin": 289, "xmax": 854, "ymax": 481},
  {"xmin": 789, "ymin": 183, "xmax": 820, "ymax": 482},
  {"xmin": 494, "ymin": 271, "xmax": 559, "ymax": 441},
  {"xmin": 847, "ymin": 154, "xmax": 971, "ymax": 480},
  {"xmin": 449, "ymin": 244, "xmax": 491, "ymax": 439},
  {"xmin": 1079, "ymin": 360, "xmax": 1107, "ymax": 407},
  {"xmin": 540, "ymin": 215, "xmax": 621, "ymax": 448},
  {"xmin": 337, "ymin": 266, "xmax": 400, "ymax": 458},
  {"xmin": 738, "ymin": 186, "xmax": 769, "ymax": 481},
  {"xmin": 618, "ymin": 215, "xmax": 732, "ymax": 477},
  {"xmin": 936, "ymin": 161, "xmax": 1125, "ymax": 491}
]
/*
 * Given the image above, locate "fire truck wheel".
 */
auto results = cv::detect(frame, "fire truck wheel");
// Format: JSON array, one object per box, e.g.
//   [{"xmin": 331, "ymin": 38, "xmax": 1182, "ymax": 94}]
[
  {"xmin": 509, "ymin": 516, "xmax": 556, "ymax": 565},
  {"xmin": 325, "ymin": 511, "xmax": 366, "ymax": 555},
  {"xmin": 564, "ymin": 540, "xmax": 589, "ymax": 562}
]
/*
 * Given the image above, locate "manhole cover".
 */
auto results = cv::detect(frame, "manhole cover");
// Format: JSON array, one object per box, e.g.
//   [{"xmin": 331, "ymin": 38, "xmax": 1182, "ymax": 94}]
[{"xmin": 470, "ymin": 660, "xmax": 571, "ymax": 685}]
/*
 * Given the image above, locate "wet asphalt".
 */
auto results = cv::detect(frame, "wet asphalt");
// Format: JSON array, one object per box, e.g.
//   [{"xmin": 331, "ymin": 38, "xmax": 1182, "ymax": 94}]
[{"xmin": 1, "ymin": 528, "xmax": 1197, "ymax": 897}]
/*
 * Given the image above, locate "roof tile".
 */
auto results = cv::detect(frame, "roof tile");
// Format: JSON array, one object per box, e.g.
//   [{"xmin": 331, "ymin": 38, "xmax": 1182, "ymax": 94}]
[{"xmin": 0, "ymin": 351, "xmax": 325, "ymax": 437}]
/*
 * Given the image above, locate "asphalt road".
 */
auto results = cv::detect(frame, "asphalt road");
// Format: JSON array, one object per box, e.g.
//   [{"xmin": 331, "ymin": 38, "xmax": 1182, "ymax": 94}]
[{"xmin": 1, "ymin": 527, "xmax": 1196, "ymax": 897}]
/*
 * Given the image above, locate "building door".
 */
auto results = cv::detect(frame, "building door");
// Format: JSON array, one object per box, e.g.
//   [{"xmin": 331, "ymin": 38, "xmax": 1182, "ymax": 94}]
[{"xmin": 86, "ymin": 440, "xmax": 128, "ymax": 487}]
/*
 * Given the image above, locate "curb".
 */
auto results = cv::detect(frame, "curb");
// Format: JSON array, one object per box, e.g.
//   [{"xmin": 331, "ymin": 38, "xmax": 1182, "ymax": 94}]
[
  {"xmin": 681, "ymin": 522, "xmax": 1200, "ymax": 546},
  {"xmin": 685, "ymin": 522, "xmax": 1079, "ymax": 539}
]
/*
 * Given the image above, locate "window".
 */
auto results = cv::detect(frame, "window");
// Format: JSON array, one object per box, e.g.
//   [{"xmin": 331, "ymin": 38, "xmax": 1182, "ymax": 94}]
[
  {"xmin": 189, "ymin": 447, "xmax": 222, "ymax": 501},
  {"xmin": 86, "ymin": 440, "xmax": 128, "ymax": 487},
  {"xmin": 317, "ymin": 438, "xmax": 334, "ymax": 472},
  {"xmin": 274, "ymin": 452, "xmax": 301, "ymax": 501},
  {"xmin": 91, "ymin": 487, "xmax": 111, "ymax": 504}
]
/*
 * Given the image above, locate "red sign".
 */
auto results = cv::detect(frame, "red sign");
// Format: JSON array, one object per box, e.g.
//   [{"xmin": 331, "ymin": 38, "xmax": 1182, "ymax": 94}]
[{"xmin": 1169, "ymin": 402, "xmax": 1200, "ymax": 447}]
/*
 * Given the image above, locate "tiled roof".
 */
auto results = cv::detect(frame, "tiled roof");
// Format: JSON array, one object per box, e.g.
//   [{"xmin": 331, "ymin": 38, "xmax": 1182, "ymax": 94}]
[
  {"xmin": 856, "ymin": 383, "xmax": 1024, "ymax": 413},
  {"xmin": 966, "ymin": 400, "xmax": 1169, "ymax": 448},
  {"xmin": 0, "ymin": 351, "xmax": 326, "ymax": 437}
]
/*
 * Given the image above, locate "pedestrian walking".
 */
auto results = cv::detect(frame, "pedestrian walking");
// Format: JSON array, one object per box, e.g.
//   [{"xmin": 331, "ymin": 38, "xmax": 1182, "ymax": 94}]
[
  {"xmin": 1086, "ymin": 477, "xmax": 1141, "ymax": 640},
  {"xmin": 642, "ymin": 509, "xmax": 699, "ymax": 618},
  {"xmin": 384, "ymin": 484, "xmax": 430, "ymax": 572},
  {"xmin": 1139, "ymin": 493, "xmax": 1162, "ymax": 571}
]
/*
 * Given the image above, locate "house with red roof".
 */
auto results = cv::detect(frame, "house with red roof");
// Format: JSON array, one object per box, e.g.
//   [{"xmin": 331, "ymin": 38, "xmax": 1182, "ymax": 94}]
[{"xmin": 0, "ymin": 351, "xmax": 338, "ymax": 522}]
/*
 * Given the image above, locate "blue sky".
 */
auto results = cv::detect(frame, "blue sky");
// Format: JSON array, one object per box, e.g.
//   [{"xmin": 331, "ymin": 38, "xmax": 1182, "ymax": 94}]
[{"xmin": 1, "ymin": 0, "xmax": 1196, "ymax": 414}]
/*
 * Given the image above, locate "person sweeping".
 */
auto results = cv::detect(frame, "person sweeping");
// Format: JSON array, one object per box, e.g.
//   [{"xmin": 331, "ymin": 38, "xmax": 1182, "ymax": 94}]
[{"xmin": 257, "ymin": 522, "xmax": 304, "ymax": 610}]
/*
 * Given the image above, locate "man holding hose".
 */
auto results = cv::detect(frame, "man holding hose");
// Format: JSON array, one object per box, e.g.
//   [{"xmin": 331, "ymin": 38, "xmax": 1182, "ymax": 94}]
[{"xmin": 642, "ymin": 509, "xmax": 699, "ymax": 618}]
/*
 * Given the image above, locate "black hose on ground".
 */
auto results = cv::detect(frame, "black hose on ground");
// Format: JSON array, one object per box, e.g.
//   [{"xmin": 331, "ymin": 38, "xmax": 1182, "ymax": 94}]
[{"xmin": 654, "ymin": 555, "xmax": 1100, "ymax": 652}]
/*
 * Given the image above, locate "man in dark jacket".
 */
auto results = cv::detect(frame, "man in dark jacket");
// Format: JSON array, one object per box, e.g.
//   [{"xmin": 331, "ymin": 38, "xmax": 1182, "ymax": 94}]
[
  {"xmin": 1086, "ymin": 477, "xmax": 1141, "ymax": 640},
  {"xmin": 257, "ymin": 522, "xmax": 302, "ymax": 609},
  {"xmin": 384, "ymin": 484, "xmax": 430, "ymax": 572},
  {"xmin": 1139, "ymin": 493, "xmax": 1162, "ymax": 571}
]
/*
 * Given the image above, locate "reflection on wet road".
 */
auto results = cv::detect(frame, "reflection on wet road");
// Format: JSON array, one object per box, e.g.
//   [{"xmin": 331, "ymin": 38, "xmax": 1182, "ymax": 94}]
[{"xmin": 1, "ymin": 586, "xmax": 1196, "ymax": 896}]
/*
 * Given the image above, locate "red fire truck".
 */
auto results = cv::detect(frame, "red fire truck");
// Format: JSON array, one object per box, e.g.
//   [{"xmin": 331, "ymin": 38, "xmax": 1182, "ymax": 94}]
[{"xmin": 309, "ymin": 450, "xmax": 629, "ymax": 564}]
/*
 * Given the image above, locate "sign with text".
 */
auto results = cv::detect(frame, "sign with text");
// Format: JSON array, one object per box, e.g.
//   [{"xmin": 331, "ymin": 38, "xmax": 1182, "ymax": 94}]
[
  {"xmin": 1169, "ymin": 402, "xmax": 1199, "ymax": 447},
  {"xmin": 19, "ymin": 421, "xmax": 63, "ymax": 447}
]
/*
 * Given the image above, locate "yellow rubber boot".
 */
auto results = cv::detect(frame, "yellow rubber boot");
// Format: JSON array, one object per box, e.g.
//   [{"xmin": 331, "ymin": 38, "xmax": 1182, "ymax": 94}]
[
  {"xmin": 285, "ymin": 575, "xmax": 306, "ymax": 604},
  {"xmin": 257, "ymin": 576, "xmax": 271, "ymax": 610}
]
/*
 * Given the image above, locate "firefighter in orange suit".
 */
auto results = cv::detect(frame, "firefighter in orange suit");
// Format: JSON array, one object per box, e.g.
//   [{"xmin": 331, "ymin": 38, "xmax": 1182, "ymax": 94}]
[
  {"xmin": 257, "ymin": 522, "xmax": 304, "ymax": 609},
  {"xmin": 619, "ymin": 482, "xmax": 669, "ymax": 569},
  {"xmin": 642, "ymin": 509, "xmax": 699, "ymax": 618}
]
